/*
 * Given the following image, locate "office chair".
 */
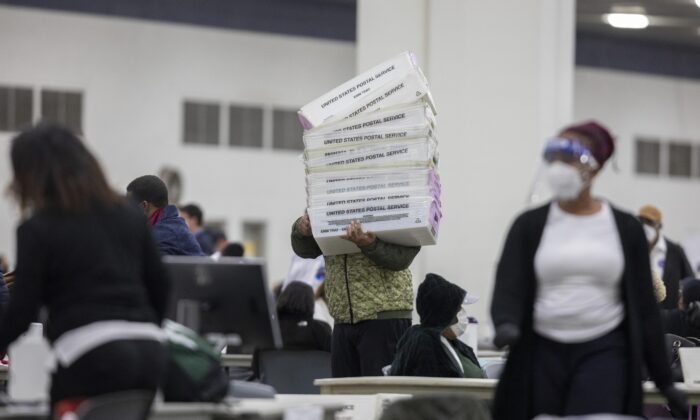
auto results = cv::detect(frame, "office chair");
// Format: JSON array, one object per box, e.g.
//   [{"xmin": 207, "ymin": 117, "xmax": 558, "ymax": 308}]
[{"xmin": 257, "ymin": 350, "xmax": 331, "ymax": 394}]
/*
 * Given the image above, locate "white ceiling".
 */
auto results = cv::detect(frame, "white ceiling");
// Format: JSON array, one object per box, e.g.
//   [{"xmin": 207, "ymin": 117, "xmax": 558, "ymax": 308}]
[{"xmin": 577, "ymin": 0, "xmax": 700, "ymax": 47}]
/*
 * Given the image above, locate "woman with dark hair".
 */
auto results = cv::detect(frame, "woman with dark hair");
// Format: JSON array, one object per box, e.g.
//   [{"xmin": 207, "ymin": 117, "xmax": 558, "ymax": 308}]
[
  {"xmin": 276, "ymin": 282, "xmax": 331, "ymax": 351},
  {"xmin": 3, "ymin": 123, "xmax": 170, "ymax": 412},
  {"xmin": 491, "ymin": 121, "xmax": 685, "ymax": 419},
  {"xmin": 252, "ymin": 281, "xmax": 330, "ymax": 380}
]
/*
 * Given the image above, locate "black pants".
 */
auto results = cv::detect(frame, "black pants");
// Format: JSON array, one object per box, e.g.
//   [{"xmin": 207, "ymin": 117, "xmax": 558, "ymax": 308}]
[
  {"xmin": 51, "ymin": 339, "xmax": 166, "ymax": 408},
  {"xmin": 531, "ymin": 328, "xmax": 628, "ymax": 417},
  {"xmin": 332, "ymin": 318, "xmax": 410, "ymax": 377}
]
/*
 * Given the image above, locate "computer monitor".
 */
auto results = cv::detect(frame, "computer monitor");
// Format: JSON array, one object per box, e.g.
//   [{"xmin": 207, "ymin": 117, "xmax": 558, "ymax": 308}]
[{"xmin": 163, "ymin": 256, "xmax": 283, "ymax": 354}]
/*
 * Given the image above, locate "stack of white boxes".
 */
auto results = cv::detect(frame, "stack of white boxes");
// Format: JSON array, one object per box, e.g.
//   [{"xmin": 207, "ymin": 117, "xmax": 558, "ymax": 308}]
[{"xmin": 298, "ymin": 52, "xmax": 441, "ymax": 256}]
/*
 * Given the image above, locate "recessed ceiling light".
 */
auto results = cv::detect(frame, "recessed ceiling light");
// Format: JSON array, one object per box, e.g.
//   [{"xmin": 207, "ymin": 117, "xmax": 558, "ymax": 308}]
[
  {"xmin": 605, "ymin": 13, "xmax": 650, "ymax": 29},
  {"xmin": 696, "ymin": 0, "xmax": 700, "ymax": 8}
]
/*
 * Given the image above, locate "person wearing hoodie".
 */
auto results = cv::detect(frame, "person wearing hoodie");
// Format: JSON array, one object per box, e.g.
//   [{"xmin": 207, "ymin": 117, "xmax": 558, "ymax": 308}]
[{"xmin": 390, "ymin": 273, "xmax": 484, "ymax": 378}]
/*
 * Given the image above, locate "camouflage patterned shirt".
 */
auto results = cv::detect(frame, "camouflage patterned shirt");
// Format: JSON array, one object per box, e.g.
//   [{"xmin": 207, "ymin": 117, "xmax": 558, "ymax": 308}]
[{"xmin": 291, "ymin": 219, "xmax": 418, "ymax": 324}]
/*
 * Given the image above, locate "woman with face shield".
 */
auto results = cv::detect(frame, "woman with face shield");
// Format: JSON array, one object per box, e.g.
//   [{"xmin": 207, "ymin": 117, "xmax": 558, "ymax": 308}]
[
  {"xmin": 490, "ymin": 121, "xmax": 685, "ymax": 420},
  {"xmin": 389, "ymin": 273, "xmax": 484, "ymax": 378}
]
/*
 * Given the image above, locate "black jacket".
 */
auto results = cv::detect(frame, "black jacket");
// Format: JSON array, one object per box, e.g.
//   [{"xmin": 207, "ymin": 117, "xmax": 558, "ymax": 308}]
[
  {"xmin": 491, "ymin": 203, "xmax": 672, "ymax": 420},
  {"xmin": 390, "ymin": 326, "xmax": 481, "ymax": 377},
  {"xmin": 662, "ymin": 305, "xmax": 700, "ymax": 339},
  {"xmin": 278, "ymin": 315, "xmax": 332, "ymax": 352},
  {"xmin": 252, "ymin": 314, "xmax": 331, "ymax": 379},
  {"xmin": 152, "ymin": 205, "xmax": 204, "ymax": 257},
  {"xmin": 660, "ymin": 239, "xmax": 694, "ymax": 310},
  {"xmin": 0, "ymin": 204, "xmax": 170, "ymax": 348},
  {"xmin": 391, "ymin": 273, "xmax": 481, "ymax": 378}
]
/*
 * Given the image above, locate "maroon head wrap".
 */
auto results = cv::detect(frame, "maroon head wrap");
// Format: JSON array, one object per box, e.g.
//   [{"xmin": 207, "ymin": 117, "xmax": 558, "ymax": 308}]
[{"xmin": 560, "ymin": 120, "xmax": 615, "ymax": 166}]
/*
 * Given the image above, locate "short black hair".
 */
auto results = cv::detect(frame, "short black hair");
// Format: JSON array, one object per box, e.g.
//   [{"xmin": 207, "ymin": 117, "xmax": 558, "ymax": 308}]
[
  {"xmin": 277, "ymin": 281, "xmax": 314, "ymax": 319},
  {"xmin": 180, "ymin": 203, "xmax": 203, "ymax": 225},
  {"xmin": 221, "ymin": 242, "xmax": 244, "ymax": 257},
  {"xmin": 126, "ymin": 175, "xmax": 168, "ymax": 208}
]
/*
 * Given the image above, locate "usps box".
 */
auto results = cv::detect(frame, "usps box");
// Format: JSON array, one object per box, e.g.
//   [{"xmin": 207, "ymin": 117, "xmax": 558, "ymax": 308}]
[
  {"xmin": 309, "ymin": 202, "xmax": 441, "ymax": 256},
  {"xmin": 322, "ymin": 73, "xmax": 436, "ymax": 127},
  {"xmin": 304, "ymin": 125, "xmax": 434, "ymax": 152},
  {"xmin": 304, "ymin": 101, "xmax": 435, "ymax": 137},
  {"xmin": 305, "ymin": 137, "xmax": 438, "ymax": 174},
  {"xmin": 298, "ymin": 51, "xmax": 427, "ymax": 129}
]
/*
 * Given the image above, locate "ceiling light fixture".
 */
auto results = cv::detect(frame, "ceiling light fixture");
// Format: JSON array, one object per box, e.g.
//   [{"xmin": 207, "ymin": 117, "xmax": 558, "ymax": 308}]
[
  {"xmin": 605, "ymin": 13, "xmax": 649, "ymax": 29},
  {"xmin": 696, "ymin": 0, "xmax": 700, "ymax": 8}
]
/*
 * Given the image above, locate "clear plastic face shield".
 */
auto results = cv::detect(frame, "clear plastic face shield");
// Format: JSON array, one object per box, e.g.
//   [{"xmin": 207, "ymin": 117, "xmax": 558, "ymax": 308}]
[{"xmin": 528, "ymin": 137, "xmax": 599, "ymax": 204}]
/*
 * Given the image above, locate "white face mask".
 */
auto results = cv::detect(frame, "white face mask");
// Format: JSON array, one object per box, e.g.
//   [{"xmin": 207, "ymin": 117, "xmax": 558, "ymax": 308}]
[
  {"xmin": 545, "ymin": 162, "xmax": 586, "ymax": 201},
  {"xmin": 450, "ymin": 303, "xmax": 470, "ymax": 338},
  {"xmin": 644, "ymin": 224, "xmax": 659, "ymax": 243}
]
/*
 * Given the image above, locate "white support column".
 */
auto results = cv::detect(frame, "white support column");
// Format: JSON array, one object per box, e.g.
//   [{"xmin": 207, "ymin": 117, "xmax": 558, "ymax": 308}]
[
  {"xmin": 356, "ymin": 0, "xmax": 428, "ymax": 75},
  {"xmin": 356, "ymin": 0, "xmax": 576, "ymax": 334}
]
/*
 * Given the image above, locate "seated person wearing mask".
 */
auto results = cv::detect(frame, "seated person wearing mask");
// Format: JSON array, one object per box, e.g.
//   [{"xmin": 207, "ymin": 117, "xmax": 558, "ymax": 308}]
[
  {"xmin": 390, "ymin": 273, "xmax": 484, "ymax": 378},
  {"xmin": 126, "ymin": 175, "xmax": 203, "ymax": 256}
]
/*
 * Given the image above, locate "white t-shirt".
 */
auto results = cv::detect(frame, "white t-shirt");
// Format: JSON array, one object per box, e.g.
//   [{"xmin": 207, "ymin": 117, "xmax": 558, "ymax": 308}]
[
  {"xmin": 314, "ymin": 299, "xmax": 334, "ymax": 329},
  {"xmin": 534, "ymin": 202, "xmax": 624, "ymax": 343}
]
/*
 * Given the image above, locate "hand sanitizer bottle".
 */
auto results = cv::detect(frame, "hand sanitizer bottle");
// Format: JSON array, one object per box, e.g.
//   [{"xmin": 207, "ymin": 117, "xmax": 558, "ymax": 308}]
[{"xmin": 9, "ymin": 323, "xmax": 51, "ymax": 402}]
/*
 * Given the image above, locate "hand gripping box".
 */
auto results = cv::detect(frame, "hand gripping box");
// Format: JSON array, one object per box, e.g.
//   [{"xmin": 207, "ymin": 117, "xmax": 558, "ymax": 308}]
[{"xmin": 308, "ymin": 200, "xmax": 441, "ymax": 256}]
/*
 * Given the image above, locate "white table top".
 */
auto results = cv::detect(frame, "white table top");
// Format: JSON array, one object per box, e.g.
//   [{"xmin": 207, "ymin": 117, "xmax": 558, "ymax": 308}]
[
  {"xmin": 315, "ymin": 376, "xmax": 700, "ymax": 405},
  {"xmin": 0, "ymin": 399, "xmax": 344, "ymax": 419}
]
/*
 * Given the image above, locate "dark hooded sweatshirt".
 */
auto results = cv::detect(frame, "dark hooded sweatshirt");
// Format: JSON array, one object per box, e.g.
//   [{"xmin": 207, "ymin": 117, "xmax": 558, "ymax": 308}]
[{"xmin": 390, "ymin": 273, "xmax": 482, "ymax": 378}]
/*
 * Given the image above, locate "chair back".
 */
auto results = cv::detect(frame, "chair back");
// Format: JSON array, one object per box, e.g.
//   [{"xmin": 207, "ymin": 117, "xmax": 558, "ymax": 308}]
[{"xmin": 258, "ymin": 350, "xmax": 331, "ymax": 394}]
